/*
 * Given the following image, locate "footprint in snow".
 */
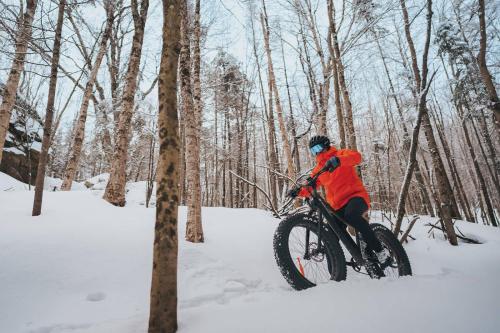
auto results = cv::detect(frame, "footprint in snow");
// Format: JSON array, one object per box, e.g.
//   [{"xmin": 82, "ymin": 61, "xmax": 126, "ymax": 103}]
[
  {"xmin": 86, "ymin": 292, "xmax": 106, "ymax": 302},
  {"xmin": 224, "ymin": 280, "xmax": 248, "ymax": 293}
]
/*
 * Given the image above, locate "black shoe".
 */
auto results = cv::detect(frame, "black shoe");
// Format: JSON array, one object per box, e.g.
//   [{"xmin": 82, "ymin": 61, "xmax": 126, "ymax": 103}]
[{"xmin": 365, "ymin": 258, "xmax": 384, "ymax": 279}]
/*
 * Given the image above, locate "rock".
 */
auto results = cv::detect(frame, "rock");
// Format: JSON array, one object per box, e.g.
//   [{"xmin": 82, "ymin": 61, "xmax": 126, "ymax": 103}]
[{"xmin": 0, "ymin": 83, "xmax": 43, "ymax": 185}]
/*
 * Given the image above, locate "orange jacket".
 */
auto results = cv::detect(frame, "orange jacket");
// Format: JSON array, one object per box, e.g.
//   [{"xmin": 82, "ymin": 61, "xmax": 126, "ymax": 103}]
[{"xmin": 298, "ymin": 146, "xmax": 370, "ymax": 210}]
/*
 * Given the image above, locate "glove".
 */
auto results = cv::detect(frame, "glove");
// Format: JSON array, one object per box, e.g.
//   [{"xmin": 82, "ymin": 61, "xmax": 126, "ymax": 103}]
[
  {"xmin": 325, "ymin": 156, "xmax": 340, "ymax": 172},
  {"xmin": 287, "ymin": 186, "xmax": 300, "ymax": 198}
]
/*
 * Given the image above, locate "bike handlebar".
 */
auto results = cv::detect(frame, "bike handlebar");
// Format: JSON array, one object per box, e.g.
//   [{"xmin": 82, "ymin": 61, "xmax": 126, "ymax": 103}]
[{"xmin": 288, "ymin": 164, "xmax": 331, "ymax": 198}]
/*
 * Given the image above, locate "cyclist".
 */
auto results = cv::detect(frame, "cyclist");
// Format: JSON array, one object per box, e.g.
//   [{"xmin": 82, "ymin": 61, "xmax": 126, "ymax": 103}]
[{"xmin": 290, "ymin": 135, "xmax": 391, "ymax": 265}]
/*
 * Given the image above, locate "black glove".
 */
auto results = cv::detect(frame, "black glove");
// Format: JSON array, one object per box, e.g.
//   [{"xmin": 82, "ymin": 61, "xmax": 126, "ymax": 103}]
[
  {"xmin": 287, "ymin": 186, "xmax": 300, "ymax": 198},
  {"xmin": 325, "ymin": 156, "xmax": 340, "ymax": 172}
]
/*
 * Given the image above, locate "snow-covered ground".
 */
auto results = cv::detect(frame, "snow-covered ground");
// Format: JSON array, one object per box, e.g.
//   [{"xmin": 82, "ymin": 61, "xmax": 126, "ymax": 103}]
[{"xmin": 1, "ymin": 173, "xmax": 500, "ymax": 333}]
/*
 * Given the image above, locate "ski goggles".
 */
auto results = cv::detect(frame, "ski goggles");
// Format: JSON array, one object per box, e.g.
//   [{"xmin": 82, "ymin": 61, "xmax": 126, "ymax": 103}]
[{"xmin": 310, "ymin": 144, "xmax": 325, "ymax": 156}]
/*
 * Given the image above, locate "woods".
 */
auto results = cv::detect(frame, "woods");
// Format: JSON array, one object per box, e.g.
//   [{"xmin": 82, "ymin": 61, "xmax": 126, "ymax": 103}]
[
  {"xmin": 0, "ymin": 0, "xmax": 497, "ymax": 231},
  {"xmin": 0, "ymin": 0, "xmax": 499, "ymax": 330}
]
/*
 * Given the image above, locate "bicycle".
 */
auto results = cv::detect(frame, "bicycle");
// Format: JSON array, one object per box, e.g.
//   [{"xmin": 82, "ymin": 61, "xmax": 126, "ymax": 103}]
[{"xmin": 273, "ymin": 165, "xmax": 412, "ymax": 290}]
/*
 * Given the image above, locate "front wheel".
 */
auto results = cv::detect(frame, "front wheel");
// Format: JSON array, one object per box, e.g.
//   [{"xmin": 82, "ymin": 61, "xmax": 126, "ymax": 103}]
[
  {"xmin": 371, "ymin": 223, "xmax": 412, "ymax": 277},
  {"xmin": 273, "ymin": 213, "xmax": 347, "ymax": 290}
]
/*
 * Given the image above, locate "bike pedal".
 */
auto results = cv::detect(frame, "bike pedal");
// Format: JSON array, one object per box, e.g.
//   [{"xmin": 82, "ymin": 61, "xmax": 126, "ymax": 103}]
[{"xmin": 365, "ymin": 260, "xmax": 385, "ymax": 279}]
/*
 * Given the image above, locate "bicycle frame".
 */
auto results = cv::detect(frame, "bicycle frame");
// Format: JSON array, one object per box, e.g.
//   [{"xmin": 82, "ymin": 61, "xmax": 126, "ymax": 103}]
[{"xmin": 306, "ymin": 188, "xmax": 365, "ymax": 265}]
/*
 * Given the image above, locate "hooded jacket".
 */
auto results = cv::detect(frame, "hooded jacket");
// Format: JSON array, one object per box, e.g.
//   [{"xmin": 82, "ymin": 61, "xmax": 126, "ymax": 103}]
[{"xmin": 298, "ymin": 146, "xmax": 370, "ymax": 210}]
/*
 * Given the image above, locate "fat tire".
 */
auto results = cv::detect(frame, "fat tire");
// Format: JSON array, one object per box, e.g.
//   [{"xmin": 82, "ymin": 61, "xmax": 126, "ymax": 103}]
[
  {"xmin": 273, "ymin": 213, "xmax": 347, "ymax": 290},
  {"xmin": 370, "ymin": 223, "xmax": 412, "ymax": 276}
]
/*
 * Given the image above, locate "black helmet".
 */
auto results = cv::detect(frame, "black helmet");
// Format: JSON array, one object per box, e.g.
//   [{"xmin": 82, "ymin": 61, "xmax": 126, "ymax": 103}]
[{"xmin": 309, "ymin": 135, "xmax": 330, "ymax": 149}]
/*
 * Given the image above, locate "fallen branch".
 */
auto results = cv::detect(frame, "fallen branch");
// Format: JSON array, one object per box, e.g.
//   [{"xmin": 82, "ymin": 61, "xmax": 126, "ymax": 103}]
[
  {"xmin": 400, "ymin": 216, "xmax": 419, "ymax": 243},
  {"xmin": 455, "ymin": 226, "xmax": 482, "ymax": 244},
  {"xmin": 425, "ymin": 223, "xmax": 481, "ymax": 244}
]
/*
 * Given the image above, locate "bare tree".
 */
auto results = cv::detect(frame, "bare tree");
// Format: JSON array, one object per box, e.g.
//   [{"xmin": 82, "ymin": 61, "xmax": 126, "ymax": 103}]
[
  {"xmin": 184, "ymin": 0, "xmax": 204, "ymax": 243},
  {"xmin": 394, "ymin": 0, "xmax": 458, "ymax": 245},
  {"xmin": 32, "ymin": 0, "xmax": 65, "ymax": 216},
  {"xmin": 260, "ymin": 0, "xmax": 296, "ymax": 182},
  {"xmin": 61, "ymin": 2, "xmax": 115, "ymax": 190},
  {"xmin": 103, "ymin": 0, "xmax": 150, "ymax": 206},
  {"xmin": 148, "ymin": 0, "xmax": 181, "ymax": 332},
  {"xmin": 477, "ymin": 0, "xmax": 500, "ymax": 135}
]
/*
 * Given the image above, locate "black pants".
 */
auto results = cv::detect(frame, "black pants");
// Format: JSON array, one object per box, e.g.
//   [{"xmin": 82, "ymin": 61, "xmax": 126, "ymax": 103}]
[{"xmin": 333, "ymin": 197, "xmax": 383, "ymax": 253}]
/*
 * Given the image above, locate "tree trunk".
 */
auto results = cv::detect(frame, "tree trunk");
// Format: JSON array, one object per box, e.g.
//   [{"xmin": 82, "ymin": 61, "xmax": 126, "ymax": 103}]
[
  {"xmin": 61, "ymin": 4, "xmax": 114, "ymax": 190},
  {"xmin": 251, "ymin": 10, "xmax": 278, "ymax": 209},
  {"xmin": 477, "ymin": 0, "xmax": 500, "ymax": 135},
  {"xmin": 279, "ymin": 29, "xmax": 301, "ymax": 173},
  {"xmin": 329, "ymin": 0, "xmax": 357, "ymax": 150},
  {"xmin": 420, "ymin": 111, "xmax": 461, "ymax": 219},
  {"xmin": 327, "ymin": 0, "xmax": 346, "ymax": 148},
  {"xmin": 147, "ymin": 1, "xmax": 181, "ymax": 332},
  {"xmin": 103, "ymin": 0, "xmax": 149, "ymax": 206},
  {"xmin": 395, "ymin": 0, "xmax": 458, "ymax": 245},
  {"xmin": 302, "ymin": 0, "xmax": 330, "ymax": 136},
  {"xmin": 32, "ymin": 0, "xmax": 65, "ymax": 216},
  {"xmin": 184, "ymin": 0, "xmax": 204, "ymax": 243},
  {"xmin": 430, "ymin": 104, "xmax": 474, "ymax": 222},
  {"xmin": 0, "ymin": 0, "xmax": 38, "ymax": 164},
  {"xmin": 260, "ymin": 2, "xmax": 295, "ymax": 183},
  {"xmin": 375, "ymin": 35, "xmax": 435, "ymax": 216},
  {"xmin": 459, "ymin": 106, "xmax": 498, "ymax": 226}
]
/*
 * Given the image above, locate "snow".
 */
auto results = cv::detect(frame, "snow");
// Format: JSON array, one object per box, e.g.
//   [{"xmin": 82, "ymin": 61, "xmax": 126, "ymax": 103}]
[
  {"xmin": 0, "ymin": 172, "xmax": 30, "ymax": 191},
  {"xmin": 30, "ymin": 141, "xmax": 42, "ymax": 152},
  {"xmin": 0, "ymin": 179, "xmax": 500, "ymax": 333},
  {"xmin": 43, "ymin": 176, "xmax": 87, "ymax": 191},
  {"xmin": 3, "ymin": 146, "xmax": 26, "ymax": 156},
  {"xmin": 82, "ymin": 173, "xmax": 110, "ymax": 190},
  {"xmin": 0, "ymin": 172, "xmax": 86, "ymax": 192}
]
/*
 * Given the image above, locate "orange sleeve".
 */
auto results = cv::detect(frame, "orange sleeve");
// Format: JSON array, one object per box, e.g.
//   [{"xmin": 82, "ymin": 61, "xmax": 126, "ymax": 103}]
[
  {"xmin": 297, "ymin": 167, "xmax": 323, "ymax": 198},
  {"xmin": 336, "ymin": 149, "xmax": 361, "ymax": 166},
  {"xmin": 298, "ymin": 187, "xmax": 312, "ymax": 198}
]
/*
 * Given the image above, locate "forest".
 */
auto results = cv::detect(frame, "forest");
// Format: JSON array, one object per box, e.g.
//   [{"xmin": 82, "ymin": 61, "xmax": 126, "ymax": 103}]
[{"xmin": 0, "ymin": 0, "xmax": 499, "ymax": 332}]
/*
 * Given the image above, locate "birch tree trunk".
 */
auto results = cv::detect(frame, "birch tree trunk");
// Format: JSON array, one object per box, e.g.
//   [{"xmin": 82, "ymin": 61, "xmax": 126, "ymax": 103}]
[
  {"xmin": 302, "ymin": 0, "xmax": 330, "ymax": 136},
  {"xmin": 279, "ymin": 29, "xmax": 301, "ymax": 172},
  {"xmin": 250, "ymin": 10, "xmax": 278, "ymax": 209},
  {"xmin": 32, "ymin": 0, "xmax": 65, "ymax": 216},
  {"xmin": 327, "ymin": 0, "xmax": 346, "ymax": 148},
  {"xmin": 184, "ymin": 0, "xmax": 204, "ymax": 243},
  {"xmin": 0, "ymin": 0, "xmax": 38, "ymax": 164},
  {"xmin": 328, "ymin": 0, "xmax": 357, "ymax": 150},
  {"xmin": 103, "ymin": 0, "xmax": 149, "ymax": 206},
  {"xmin": 61, "ymin": 3, "xmax": 114, "ymax": 190},
  {"xmin": 261, "ymin": 0, "xmax": 296, "ymax": 182},
  {"xmin": 148, "ymin": 0, "xmax": 181, "ymax": 332}
]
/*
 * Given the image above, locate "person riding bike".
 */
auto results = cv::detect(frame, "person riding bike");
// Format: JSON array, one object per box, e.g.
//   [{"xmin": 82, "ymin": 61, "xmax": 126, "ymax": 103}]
[{"xmin": 289, "ymin": 135, "xmax": 391, "ymax": 265}]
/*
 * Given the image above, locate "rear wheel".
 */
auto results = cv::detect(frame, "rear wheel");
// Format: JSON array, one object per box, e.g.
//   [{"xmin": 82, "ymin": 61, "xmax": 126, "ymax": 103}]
[
  {"xmin": 370, "ymin": 223, "xmax": 412, "ymax": 277},
  {"xmin": 273, "ymin": 213, "xmax": 347, "ymax": 290}
]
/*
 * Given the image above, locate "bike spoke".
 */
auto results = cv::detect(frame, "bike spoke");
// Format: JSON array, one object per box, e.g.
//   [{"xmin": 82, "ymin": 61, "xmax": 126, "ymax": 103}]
[{"xmin": 288, "ymin": 225, "xmax": 332, "ymax": 285}]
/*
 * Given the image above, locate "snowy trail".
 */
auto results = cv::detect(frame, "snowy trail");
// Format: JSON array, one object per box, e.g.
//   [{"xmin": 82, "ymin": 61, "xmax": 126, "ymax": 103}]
[{"xmin": 1, "ymin": 186, "xmax": 500, "ymax": 333}]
